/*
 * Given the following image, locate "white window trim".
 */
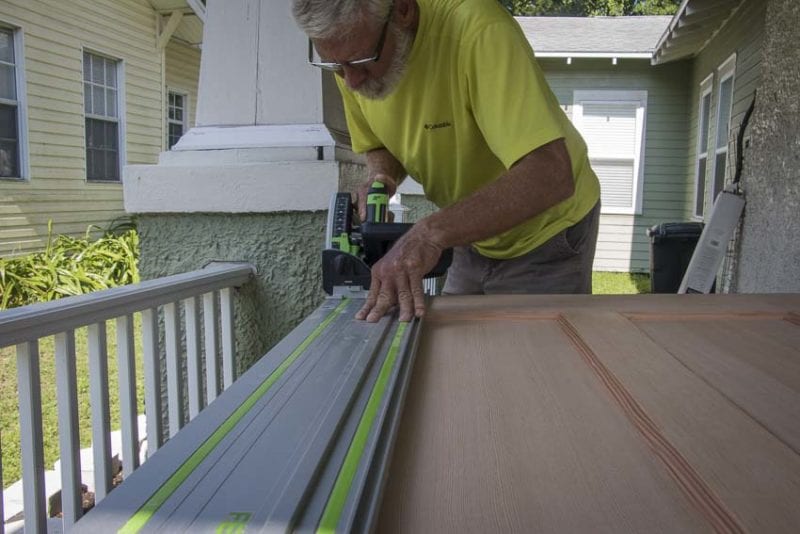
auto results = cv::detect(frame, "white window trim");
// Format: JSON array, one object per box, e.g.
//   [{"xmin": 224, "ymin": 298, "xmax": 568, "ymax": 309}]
[
  {"xmin": 82, "ymin": 48, "xmax": 126, "ymax": 183},
  {"xmin": 711, "ymin": 53, "xmax": 737, "ymax": 202},
  {"xmin": 693, "ymin": 73, "xmax": 714, "ymax": 220},
  {"xmin": 167, "ymin": 87, "xmax": 189, "ymax": 149},
  {"xmin": 0, "ymin": 22, "xmax": 30, "ymax": 181},
  {"xmin": 572, "ymin": 90, "xmax": 648, "ymax": 215}
]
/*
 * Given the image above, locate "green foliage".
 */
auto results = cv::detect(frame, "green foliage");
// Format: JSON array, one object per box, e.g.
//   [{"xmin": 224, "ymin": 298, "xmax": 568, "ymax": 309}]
[
  {"xmin": 0, "ymin": 220, "xmax": 140, "ymax": 310},
  {"xmin": 499, "ymin": 0, "xmax": 681, "ymax": 16}
]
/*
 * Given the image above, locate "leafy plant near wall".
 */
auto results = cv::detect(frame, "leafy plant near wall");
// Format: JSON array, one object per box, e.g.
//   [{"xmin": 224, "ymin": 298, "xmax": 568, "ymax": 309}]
[{"xmin": 0, "ymin": 219, "xmax": 140, "ymax": 310}]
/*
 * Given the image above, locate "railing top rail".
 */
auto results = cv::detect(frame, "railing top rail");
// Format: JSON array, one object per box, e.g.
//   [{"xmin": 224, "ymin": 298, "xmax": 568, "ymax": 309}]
[{"xmin": 0, "ymin": 262, "xmax": 255, "ymax": 348}]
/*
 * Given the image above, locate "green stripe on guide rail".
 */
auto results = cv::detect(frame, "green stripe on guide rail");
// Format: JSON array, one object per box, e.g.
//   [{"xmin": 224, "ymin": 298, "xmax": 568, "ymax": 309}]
[
  {"xmin": 119, "ymin": 299, "xmax": 351, "ymax": 533},
  {"xmin": 316, "ymin": 321, "xmax": 409, "ymax": 534}
]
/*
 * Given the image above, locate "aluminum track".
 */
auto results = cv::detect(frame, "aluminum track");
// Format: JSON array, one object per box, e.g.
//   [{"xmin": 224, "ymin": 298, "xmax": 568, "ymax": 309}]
[{"xmin": 73, "ymin": 297, "xmax": 422, "ymax": 533}]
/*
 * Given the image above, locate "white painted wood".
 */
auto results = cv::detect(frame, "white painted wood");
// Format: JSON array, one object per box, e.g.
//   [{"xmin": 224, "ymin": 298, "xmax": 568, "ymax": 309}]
[
  {"xmin": 0, "ymin": 262, "xmax": 254, "ymax": 347},
  {"xmin": 123, "ymin": 160, "xmax": 339, "ymax": 213},
  {"xmin": 15, "ymin": 341, "xmax": 46, "ymax": 533},
  {"xmin": 88, "ymin": 322, "xmax": 112, "ymax": 502},
  {"xmin": 164, "ymin": 302, "xmax": 184, "ymax": 437},
  {"xmin": 184, "ymin": 296, "xmax": 203, "ymax": 418},
  {"xmin": 203, "ymin": 291, "xmax": 220, "ymax": 404},
  {"xmin": 141, "ymin": 307, "xmax": 163, "ymax": 456},
  {"xmin": 0, "ymin": 442, "xmax": 4, "ymax": 534},
  {"xmin": 196, "ymin": 0, "xmax": 259, "ymax": 126},
  {"xmin": 171, "ymin": 124, "xmax": 334, "ymax": 152},
  {"xmin": 116, "ymin": 314, "xmax": 139, "ymax": 477},
  {"xmin": 55, "ymin": 330, "xmax": 83, "ymax": 528},
  {"xmin": 220, "ymin": 287, "xmax": 235, "ymax": 389},
  {"xmin": 158, "ymin": 11, "xmax": 183, "ymax": 50},
  {"xmin": 572, "ymin": 90, "xmax": 648, "ymax": 215},
  {"xmin": 0, "ymin": 445, "xmax": 4, "ymax": 534},
  {"xmin": 256, "ymin": 0, "xmax": 324, "ymax": 125}
]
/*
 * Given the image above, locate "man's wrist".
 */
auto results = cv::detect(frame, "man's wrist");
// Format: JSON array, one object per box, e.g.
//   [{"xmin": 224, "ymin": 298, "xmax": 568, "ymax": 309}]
[{"xmin": 415, "ymin": 214, "xmax": 450, "ymax": 251}]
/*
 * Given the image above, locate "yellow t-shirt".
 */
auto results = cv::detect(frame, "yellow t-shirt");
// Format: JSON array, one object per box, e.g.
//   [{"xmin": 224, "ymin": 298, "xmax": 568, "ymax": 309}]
[{"xmin": 338, "ymin": 0, "xmax": 600, "ymax": 259}]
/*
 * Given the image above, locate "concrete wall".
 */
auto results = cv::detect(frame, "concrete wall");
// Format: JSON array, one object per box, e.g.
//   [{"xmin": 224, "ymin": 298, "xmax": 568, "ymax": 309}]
[
  {"xmin": 137, "ymin": 212, "xmax": 327, "ymax": 372},
  {"xmin": 731, "ymin": 0, "xmax": 800, "ymax": 293}
]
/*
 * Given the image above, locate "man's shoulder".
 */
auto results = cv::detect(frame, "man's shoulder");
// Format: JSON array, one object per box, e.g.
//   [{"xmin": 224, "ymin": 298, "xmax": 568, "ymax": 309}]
[{"xmin": 422, "ymin": 0, "xmax": 516, "ymax": 37}]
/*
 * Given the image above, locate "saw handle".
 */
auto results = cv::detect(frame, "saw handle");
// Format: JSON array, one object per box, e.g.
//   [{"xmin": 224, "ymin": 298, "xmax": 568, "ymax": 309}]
[{"xmin": 366, "ymin": 181, "xmax": 389, "ymax": 223}]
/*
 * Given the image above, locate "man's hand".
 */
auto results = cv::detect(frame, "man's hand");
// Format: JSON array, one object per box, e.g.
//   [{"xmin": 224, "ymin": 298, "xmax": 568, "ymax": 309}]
[{"xmin": 356, "ymin": 226, "xmax": 444, "ymax": 322}]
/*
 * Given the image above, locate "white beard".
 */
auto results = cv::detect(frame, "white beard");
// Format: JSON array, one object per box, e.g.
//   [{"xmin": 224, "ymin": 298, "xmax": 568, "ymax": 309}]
[{"xmin": 356, "ymin": 26, "xmax": 414, "ymax": 100}]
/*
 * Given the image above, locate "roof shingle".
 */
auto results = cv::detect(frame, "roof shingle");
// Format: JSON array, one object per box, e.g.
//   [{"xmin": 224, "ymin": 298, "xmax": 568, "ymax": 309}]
[{"xmin": 515, "ymin": 16, "xmax": 672, "ymax": 55}]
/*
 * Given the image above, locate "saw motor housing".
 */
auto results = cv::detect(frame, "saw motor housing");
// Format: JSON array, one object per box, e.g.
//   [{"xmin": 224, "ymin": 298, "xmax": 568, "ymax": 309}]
[{"xmin": 322, "ymin": 192, "xmax": 452, "ymax": 295}]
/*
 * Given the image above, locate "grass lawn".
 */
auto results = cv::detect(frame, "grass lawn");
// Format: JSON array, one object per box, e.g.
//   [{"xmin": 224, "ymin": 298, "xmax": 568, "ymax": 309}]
[
  {"xmin": 593, "ymin": 271, "xmax": 651, "ymax": 294},
  {"xmin": 1, "ymin": 318, "xmax": 144, "ymax": 489}
]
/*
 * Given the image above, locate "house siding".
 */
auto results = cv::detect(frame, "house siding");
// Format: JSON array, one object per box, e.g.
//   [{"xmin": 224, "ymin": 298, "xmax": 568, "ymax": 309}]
[
  {"xmin": 540, "ymin": 58, "xmax": 692, "ymax": 272},
  {"xmin": 683, "ymin": 0, "xmax": 766, "ymax": 221},
  {"xmin": 0, "ymin": 0, "xmax": 162, "ymax": 257},
  {"xmin": 165, "ymin": 40, "xmax": 200, "ymax": 140}
]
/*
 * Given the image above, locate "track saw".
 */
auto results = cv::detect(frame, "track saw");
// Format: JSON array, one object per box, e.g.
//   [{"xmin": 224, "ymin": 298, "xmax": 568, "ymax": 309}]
[{"xmin": 322, "ymin": 182, "xmax": 453, "ymax": 296}]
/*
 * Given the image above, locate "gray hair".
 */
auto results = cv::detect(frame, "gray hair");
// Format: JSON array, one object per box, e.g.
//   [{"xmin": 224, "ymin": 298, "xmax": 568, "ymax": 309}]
[{"xmin": 292, "ymin": 0, "xmax": 392, "ymax": 40}]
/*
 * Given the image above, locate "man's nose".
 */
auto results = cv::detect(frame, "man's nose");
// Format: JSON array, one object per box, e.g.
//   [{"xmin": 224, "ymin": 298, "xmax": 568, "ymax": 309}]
[{"xmin": 341, "ymin": 65, "xmax": 367, "ymax": 90}]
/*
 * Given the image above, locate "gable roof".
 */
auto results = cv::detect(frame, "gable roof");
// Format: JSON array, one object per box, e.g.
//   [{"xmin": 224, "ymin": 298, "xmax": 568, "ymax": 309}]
[
  {"xmin": 652, "ymin": 0, "xmax": 745, "ymax": 65},
  {"xmin": 515, "ymin": 16, "xmax": 672, "ymax": 59}
]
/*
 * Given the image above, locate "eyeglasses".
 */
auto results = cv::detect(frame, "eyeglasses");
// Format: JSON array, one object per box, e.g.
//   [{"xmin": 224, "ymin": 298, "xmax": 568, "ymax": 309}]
[{"xmin": 308, "ymin": 2, "xmax": 394, "ymax": 73}]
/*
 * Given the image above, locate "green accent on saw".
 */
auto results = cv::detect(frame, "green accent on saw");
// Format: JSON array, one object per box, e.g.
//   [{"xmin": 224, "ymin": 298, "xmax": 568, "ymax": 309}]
[
  {"xmin": 366, "ymin": 181, "xmax": 389, "ymax": 223},
  {"xmin": 119, "ymin": 299, "xmax": 351, "ymax": 534},
  {"xmin": 316, "ymin": 321, "xmax": 409, "ymax": 534},
  {"xmin": 332, "ymin": 233, "xmax": 355, "ymax": 254}
]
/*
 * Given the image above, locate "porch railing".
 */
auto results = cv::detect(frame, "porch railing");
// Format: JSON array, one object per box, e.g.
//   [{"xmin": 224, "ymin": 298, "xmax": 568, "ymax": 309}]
[{"xmin": 0, "ymin": 262, "xmax": 255, "ymax": 533}]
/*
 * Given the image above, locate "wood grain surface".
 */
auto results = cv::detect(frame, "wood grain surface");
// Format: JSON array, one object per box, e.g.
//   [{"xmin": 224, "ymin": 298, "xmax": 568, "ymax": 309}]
[{"xmin": 376, "ymin": 295, "xmax": 800, "ymax": 533}]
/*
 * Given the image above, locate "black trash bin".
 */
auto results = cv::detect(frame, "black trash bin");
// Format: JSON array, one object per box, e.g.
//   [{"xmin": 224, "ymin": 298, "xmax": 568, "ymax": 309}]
[{"xmin": 647, "ymin": 222, "xmax": 704, "ymax": 293}]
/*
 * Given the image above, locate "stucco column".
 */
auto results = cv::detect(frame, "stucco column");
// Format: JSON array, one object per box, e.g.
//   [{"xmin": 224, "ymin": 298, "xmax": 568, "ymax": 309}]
[{"xmin": 123, "ymin": 0, "xmax": 338, "ymax": 370}]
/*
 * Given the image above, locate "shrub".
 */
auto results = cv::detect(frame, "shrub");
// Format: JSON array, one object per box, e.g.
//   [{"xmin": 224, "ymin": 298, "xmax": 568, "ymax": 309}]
[{"xmin": 0, "ymin": 220, "xmax": 139, "ymax": 310}]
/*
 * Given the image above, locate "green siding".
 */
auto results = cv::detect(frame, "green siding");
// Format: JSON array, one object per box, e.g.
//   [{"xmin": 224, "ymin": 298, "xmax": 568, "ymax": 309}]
[
  {"xmin": 683, "ymin": 1, "xmax": 766, "ymax": 221},
  {"xmin": 541, "ymin": 58, "xmax": 692, "ymax": 272}
]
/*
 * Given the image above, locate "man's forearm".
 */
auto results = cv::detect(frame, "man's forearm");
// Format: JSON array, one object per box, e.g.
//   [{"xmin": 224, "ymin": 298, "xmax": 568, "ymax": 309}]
[
  {"xmin": 417, "ymin": 138, "xmax": 575, "ymax": 250},
  {"xmin": 366, "ymin": 148, "xmax": 406, "ymax": 193}
]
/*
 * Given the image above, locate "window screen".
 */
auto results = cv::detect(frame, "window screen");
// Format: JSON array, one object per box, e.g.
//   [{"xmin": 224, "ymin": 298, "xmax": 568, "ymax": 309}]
[
  {"xmin": 168, "ymin": 91, "xmax": 186, "ymax": 149},
  {"xmin": 83, "ymin": 51, "xmax": 120, "ymax": 181},
  {"xmin": 0, "ymin": 27, "xmax": 20, "ymax": 178}
]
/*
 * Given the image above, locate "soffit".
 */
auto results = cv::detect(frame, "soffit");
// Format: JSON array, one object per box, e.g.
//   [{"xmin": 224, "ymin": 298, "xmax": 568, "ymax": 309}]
[{"xmin": 652, "ymin": 0, "xmax": 745, "ymax": 65}]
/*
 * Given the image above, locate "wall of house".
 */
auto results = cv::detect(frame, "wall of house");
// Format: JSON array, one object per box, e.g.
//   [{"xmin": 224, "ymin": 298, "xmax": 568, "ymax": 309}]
[
  {"xmin": 540, "ymin": 58, "xmax": 692, "ymax": 272},
  {"xmin": 732, "ymin": 0, "xmax": 800, "ymax": 293},
  {"xmin": 0, "ymin": 0, "xmax": 161, "ymax": 257},
  {"xmin": 165, "ymin": 40, "xmax": 200, "ymax": 134},
  {"xmin": 683, "ymin": 0, "xmax": 767, "ymax": 222}
]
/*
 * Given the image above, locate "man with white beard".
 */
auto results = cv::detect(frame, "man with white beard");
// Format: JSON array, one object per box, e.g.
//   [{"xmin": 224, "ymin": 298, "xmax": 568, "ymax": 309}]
[{"xmin": 293, "ymin": 0, "xmax": 601, "ymax": 322}]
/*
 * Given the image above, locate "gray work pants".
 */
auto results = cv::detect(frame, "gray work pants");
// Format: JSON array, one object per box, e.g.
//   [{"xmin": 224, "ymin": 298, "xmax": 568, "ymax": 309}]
[{"xmin": 442, "ymin": 201, "xmax": 600, "ymax": 295}]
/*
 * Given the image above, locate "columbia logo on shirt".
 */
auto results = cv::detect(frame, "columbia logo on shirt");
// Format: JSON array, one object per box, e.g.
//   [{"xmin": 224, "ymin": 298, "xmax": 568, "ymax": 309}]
[{"xmin": 424, "ymin": 121, "xmax": 452, "ymax": 131}]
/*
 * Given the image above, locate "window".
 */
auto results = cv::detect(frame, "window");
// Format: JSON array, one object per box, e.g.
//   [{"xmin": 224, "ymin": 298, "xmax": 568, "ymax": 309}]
[
  {"xmin": 167, "ymin": 90, "xmax": 187, "ymax": 149},
  {"xmin": 83, "ymin": 51, "xmax": 122, "ymax": 181},
  {"xmin": 694, "ymin": 75, "xmax": 713, "ymax": 219},
  {"xmin": 712, "ymin": 55, "xmax": 736, "ymax": 203},
  {"xmin": 0, "ymin": 25, "xmax": 26, "ymax": 180},
  {"xmin": 572, "ymin": 91, "xmax": 648, "ymax": 215}
]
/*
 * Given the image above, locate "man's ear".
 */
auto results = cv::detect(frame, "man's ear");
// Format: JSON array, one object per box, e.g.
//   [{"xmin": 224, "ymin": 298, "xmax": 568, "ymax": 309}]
[{"xmin": 394, "ymin": 0, "xmax": 419, "ymax": 30}]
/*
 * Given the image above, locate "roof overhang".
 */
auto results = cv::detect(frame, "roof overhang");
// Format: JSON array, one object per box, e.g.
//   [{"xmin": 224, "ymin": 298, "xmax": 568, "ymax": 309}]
[
  {"xmin": 537, "ymin": 52, "xmax": 653, "ymax": 59},
  {"xmin": 147, "ymin": 0, "xmax": 205, "ymax": 47},
  {"xmin": 652, "ymin": 0, "xmax": 746, "ymax": 65}
]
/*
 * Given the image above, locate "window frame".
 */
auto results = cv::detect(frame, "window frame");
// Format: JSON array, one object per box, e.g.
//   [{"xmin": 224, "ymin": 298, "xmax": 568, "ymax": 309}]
[
  {"xmin": 572, "ymin": 90, "xmax": 648, "ymax": 216},
  {"xmin": 693, "ymin": 74, "xmax": 714, "ymax": 220},
  {"xmin": 82, "ymin": 48, "xmax": 126, "ymax": 183},
  {"xmin": 711, "ymin": 53, "xmax": 737, "ymax": 204},
  {"xmin": 0, "ymin": 22, "xmax": 29, "ymax": 181},
  {"xmin": 166, "ymin": 88, "xmax": 189, "ymax": 149}
]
